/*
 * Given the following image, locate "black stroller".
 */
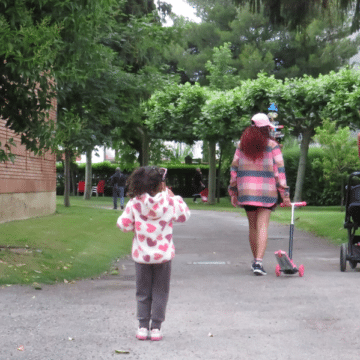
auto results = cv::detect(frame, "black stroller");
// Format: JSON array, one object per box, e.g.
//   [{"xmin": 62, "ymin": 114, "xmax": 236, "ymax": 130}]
[{"xmin": 341, "ymin": 171, "xmax": 360, "ymax": 271}]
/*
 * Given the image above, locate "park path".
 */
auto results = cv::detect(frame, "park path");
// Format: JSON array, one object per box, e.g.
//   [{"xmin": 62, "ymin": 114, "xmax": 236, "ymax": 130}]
[{"xmin": 1, "ymin": 209, "xmax": 360, "ymax": 360}]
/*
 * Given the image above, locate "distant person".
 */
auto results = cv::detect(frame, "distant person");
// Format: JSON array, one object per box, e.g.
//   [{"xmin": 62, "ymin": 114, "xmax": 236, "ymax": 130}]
[
  {"xmin": 117, "ymin": 166, "xmax": 190, "ymax": 341},
  {"xmin": 228, "ymin": 113, "xmax": 291, "ymax": 276},
  {"xmin": 192, "ymin": 168, "xmax": 205, "ymax": 203},
  {"xmin": 111, "ymin": 167, "xmax": 126, "ymax": 210}
]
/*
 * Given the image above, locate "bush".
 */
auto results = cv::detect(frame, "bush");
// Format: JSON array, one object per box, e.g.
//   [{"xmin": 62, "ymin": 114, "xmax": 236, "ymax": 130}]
[
  {"xmin": 56, "ymin": 161, "xmax": 124, "ymax": 196},
  {"xmin": 282, "ymin": 146, "xmax": 358, "ymax": 206},
  {"xmin": 282, "ymin": 147, "xmax": 325, "ymax": 205},
  {"xmin": 56, "ymin": 162, "xmax": 226, "ymax": 198}
]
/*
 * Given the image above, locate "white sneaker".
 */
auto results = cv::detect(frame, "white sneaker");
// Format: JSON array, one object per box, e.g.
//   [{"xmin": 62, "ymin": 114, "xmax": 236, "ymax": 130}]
[
  {"xmin": 150, "ymin": 328, "xmax": 163, "ymax": 341},
  {"xmin": 136, "ymin": 327, "xmax": 149, "ymax": 340}
]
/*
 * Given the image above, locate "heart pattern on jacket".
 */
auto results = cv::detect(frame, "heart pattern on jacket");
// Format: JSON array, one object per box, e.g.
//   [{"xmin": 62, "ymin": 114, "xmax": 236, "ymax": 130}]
[
  {"xmin": 147, "ymin": 237, "xmax": 157, "ymax": 247},
  {"xmin": 117, "ymin": 191, "xmax": 191, "ymax": 264}
]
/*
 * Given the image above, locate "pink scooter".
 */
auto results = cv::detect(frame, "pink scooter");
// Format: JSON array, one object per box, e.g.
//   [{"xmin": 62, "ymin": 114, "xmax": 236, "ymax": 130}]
[{"xmin": 275, "ymin": 202, "xmax": 306, "ymax": 277}]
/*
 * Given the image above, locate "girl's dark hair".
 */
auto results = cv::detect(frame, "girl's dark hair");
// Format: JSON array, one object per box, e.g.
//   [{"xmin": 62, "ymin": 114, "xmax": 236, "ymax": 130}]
[
  {"xmin": 126, "ymin": 166, "xmax": 166, "ymax": 198},
  {"xmin": 240, "ymin": 125, "xmax": 271, "ymax": 161}
]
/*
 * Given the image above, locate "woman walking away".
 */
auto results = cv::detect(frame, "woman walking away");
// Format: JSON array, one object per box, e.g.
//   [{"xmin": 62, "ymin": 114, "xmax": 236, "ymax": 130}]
[
  {"xmin": 117, "ymin": 166, "xmax": 190, "ymax": 341},
  {"xmin": 228, "ymin": 113, "xmax": 291, "ymax": 276}
]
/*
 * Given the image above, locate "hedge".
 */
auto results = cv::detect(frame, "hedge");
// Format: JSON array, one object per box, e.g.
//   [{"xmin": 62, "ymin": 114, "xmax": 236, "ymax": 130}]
[
  {"xmin": 282, "ymin": 147, "xmax": 359, "ymax": 206},
  {"xmin": 56, "ymin": 149, "xmax": 356, "ymax": 205},
  {"xmin": 56, "ymin": 162, "xmax": 223, "ymax": 198}
]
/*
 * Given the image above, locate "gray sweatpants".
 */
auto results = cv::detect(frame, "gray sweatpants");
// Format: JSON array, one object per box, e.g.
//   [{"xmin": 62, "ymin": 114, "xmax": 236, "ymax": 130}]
[{"xmin": 135, "ymin": 261, "xmax": 172, "ymax": 329}]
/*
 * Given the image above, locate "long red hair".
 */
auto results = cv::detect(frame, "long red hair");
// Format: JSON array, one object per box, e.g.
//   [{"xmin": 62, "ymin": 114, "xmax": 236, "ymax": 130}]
[{"xmin": 240, "ymin": 125, "xmax": 271, "ymax": 161}]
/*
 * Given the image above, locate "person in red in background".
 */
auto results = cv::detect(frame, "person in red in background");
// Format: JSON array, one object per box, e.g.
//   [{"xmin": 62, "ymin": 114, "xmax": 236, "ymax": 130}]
[
  {"xmin": 117, "ymin": 166, "xmax": 190, "ymax": 341},
  {"xmin": 228, "ymin": 113, "xmax": 291, "ymax": 276}
]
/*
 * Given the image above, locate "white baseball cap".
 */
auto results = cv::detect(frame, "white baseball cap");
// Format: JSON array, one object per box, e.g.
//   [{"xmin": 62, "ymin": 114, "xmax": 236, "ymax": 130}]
[{"xmin": 251, "ymin": 113, "xmax": 275, "ymax": 129}]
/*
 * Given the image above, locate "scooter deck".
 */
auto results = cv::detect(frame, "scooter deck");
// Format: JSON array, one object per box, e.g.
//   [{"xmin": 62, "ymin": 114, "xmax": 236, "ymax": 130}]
[{"xmin": 275, "ymin": 250, "xmax": 299, "ymax": 274}]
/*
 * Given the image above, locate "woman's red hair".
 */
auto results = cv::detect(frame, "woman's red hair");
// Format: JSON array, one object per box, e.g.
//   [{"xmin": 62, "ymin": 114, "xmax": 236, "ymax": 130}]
[{"xmin": 240, "ymin": 126, "xmax": 271, "ymax": 161}]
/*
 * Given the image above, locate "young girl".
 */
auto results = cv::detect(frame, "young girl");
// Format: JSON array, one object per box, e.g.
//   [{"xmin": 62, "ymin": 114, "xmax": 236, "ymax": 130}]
[{"xmin": 117, "ymin": 166, "xmax": 190, "ymax": 341}]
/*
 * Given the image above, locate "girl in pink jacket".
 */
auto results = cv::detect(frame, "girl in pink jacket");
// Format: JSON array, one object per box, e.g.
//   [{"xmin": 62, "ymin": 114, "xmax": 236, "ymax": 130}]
[{"xmin": 117, "ymin": 166, "xmax": 190, "ymax": 341}]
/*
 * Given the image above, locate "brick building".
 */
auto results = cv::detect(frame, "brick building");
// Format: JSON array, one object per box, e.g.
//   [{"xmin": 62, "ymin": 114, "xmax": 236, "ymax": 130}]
[{"xmin": 0, "ymin": 96, "xmax": 57, "ymax": 223}]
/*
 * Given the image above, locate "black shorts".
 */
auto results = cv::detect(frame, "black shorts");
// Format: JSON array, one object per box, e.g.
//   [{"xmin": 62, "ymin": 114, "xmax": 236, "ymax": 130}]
[{"xmin": 243, "ymin": 205, "xmax": 276, "ymax": 212}]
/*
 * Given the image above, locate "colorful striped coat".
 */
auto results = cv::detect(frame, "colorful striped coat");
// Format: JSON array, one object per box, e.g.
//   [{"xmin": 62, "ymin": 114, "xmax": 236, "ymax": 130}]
[{"xmin": 229, "ymin": 139, "xmax": 289, "ymax": 208}]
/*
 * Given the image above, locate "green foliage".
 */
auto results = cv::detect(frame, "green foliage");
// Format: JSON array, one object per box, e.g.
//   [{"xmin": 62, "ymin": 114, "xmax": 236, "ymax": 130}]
[
  {"xmin": 0, "ymin": 2, "xmax": 61, "ymax": 161},
  {"xmin": 282, "ymin": 147, "xmax": 325, "ymax": 205},
  {"xmin": 146, "ymin": 82, "xmax": 208, "ymax": 143},
  {"xmin": 281, "ymin": 145, "xmax": 360, "ymax": 206},
  {"xmin": 313, "ymin": 119, "xmax": 359, "ymax": 205},
  {"xmin": 322, "ymin": 67, "xmax": 360, "ymax": 128},
  {"xmin": 200, "ymin": 89, "xmax": 245, "ymax": 141},
  {"xmin": 205, "ymin": 42, "xmax": 239, "ymax": 90},
  {"xmin": 0, "ymin": 0, "xmax": 117, "ymax": 162},
  {"xmin": 169, "ymin": 0, "xmax": 360, "ymax": 86}
]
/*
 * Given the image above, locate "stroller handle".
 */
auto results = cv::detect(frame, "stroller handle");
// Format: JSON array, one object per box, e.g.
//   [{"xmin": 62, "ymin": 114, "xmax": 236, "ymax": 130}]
[{"xmin": 280, "ymin": 201, "xmax": 307, "ymax": 207}]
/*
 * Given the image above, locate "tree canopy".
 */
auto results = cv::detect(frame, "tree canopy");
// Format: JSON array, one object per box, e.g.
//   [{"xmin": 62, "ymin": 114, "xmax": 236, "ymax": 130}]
[
  {"xmin": 165, "ymin": 0, "xmax": 360, "ymax": 85},
  {"xmin": 146, "ymin": 68, "xmax": 360, "ymax": 202}
]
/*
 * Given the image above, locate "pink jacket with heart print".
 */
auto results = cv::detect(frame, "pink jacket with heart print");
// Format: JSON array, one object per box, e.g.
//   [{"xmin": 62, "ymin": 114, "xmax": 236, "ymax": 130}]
[{"xmin": 116, "ymin": 189, "xmax": 191, "ymax": 264}]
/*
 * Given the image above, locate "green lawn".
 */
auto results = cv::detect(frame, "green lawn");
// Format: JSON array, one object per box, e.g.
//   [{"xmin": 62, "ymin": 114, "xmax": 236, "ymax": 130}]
[
  {"xmin": 0, "ymin": 196, "xmax": 133, "ymax": 286},
  {"xmin": 189, "ymin": 198, "xmax": 347, "ymax": 245},
  {"xmin": 0, "ymin": 195, "xmax": 348, "ymax": 286}
]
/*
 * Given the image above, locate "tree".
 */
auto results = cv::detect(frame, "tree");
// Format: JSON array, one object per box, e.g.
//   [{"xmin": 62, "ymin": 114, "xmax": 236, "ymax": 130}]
[
  {"xmin": 168, "ymin": 1, "xmax": 360, "ymax": 84},
  {"xmin": 272, "ymin": 74, "xmax": 330, "ymax": 201},
  {"xmin": 0, "ymin": 0, "xmax": 117, "ymax": 164},
  {"xmin": 100, "ymin": 7, "xmax": 182, "ymax": 166},
  {"xmin": 188, "ymin": 0, "xmax": 360, "ymax": 32},
  {"xmin": 0, "ymin": 2, "xmax": 60, "ymax": 162},
  {"xmin": 146, "ymin": 78, "xmax": 246, "ymax": 204},
  {"xmin": 205, "ymin": 42, "xmax": 239, "ymax": 90},
  {"xmin": 313, "ymin": 118, "xmax": 359, "ymax": 208},
  {"xmin": 273, "ymin": 68, "xmax": 360, "ymax": 201},
  {"xmin": 55, "ymin": 108, "xmax": 84, "ymax": 207},
  {"xmin": 204, "ymin": 42, "xmax": 242, "ymax": 202}
]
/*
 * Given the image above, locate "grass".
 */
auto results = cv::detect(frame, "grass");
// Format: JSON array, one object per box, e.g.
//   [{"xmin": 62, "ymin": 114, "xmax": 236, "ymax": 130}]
[
  {"xmin": 188, "ymin": 198, "xmax": 347, "ymax": 245},
  {"xmin": 0, "ymin": 195, "xmax": 348, "ymax": 286},
  {"xmin": 0, "ymin": 196, "xmax": 133, "ymax": 286}
]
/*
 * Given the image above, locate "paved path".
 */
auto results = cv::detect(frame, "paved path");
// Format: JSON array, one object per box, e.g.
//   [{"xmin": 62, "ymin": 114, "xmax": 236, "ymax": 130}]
[{"xmin": 2, "ymin": 209, "xmax": 360, "ymax": 360}]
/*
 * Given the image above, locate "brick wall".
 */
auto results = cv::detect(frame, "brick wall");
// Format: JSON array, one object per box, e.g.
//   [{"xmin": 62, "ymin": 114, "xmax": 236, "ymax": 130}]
[{"xmin": 0, "ymin": 95, "xmax": 57, "ymax": 195}]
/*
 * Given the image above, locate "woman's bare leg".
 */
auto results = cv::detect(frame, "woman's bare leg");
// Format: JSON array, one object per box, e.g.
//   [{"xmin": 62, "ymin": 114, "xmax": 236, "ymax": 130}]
[
  {"xmin": 246, "ymin": 210, "xmax": 258, "ymax": 259},
  {"xmin": 254, "ymin": 208, "xmax": 272, "ymax": 260}
]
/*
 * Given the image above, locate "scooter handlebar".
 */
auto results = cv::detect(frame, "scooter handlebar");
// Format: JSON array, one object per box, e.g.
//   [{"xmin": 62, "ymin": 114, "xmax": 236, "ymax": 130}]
[{"xmin": 280, "ymin": 201, "xmax": 307, "ymax": 207}]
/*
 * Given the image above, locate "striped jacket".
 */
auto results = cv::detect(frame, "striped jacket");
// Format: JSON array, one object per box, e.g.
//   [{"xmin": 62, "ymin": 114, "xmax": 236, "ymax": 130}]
[{"xmin": 229, "ymin": 139, "xmax": 289, "ymax": 208}]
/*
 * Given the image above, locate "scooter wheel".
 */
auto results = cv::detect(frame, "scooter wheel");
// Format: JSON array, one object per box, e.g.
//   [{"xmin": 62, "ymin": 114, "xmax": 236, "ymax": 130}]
[
  {"xmin": 298, "ymin": 264, "xmax": 304, "ymax": 277},
  {"xmin": 275, "ymin": 264, "xmax": 281, "ymax": 277}
]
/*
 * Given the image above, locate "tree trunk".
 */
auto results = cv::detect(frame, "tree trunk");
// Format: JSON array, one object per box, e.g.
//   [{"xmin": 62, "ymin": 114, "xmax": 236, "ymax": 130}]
[
  {"xmin": 84, "ymin": 148, "xmax": 92, "ymax": 200},
  {"xmin": 71, "ymin": 168, "xmax": 76, "ymax": 196},
  {"xmin": 202, "ymin": 140, "xmax": 209, "ymax": 163},
  {"xmin": 294, "ymin": 129, "xmax": 312, "ymax": 202},
  {"xmin": 341, "ymin": 177, "xmax": 345, "ymax": 212},
  {"xmin": 138, "ymin": 126, "xmax": 150, "ymax": 166},
  {"xmin": 64, "ymin": 148, "xmax": 71, "ymax": 207},
  {"xmin": 208, "ymin": 140, "xmax": 217, "ymax": 204},
  {"xmin": 216, "ymin": 145, "xmax": 223, "ymax": 203}
]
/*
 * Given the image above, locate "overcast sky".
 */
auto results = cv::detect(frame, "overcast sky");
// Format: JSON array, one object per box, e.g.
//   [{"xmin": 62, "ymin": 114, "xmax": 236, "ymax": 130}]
[{"xmin": 162, "ymin": 0, "xmax": 201, "ymax": 25}]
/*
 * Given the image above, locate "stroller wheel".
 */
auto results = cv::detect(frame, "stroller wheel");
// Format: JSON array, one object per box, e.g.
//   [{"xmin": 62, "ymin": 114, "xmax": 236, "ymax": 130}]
[
  {"xmin": 349, "ymin": 260, "xmax": 357, "ymax": 269},
  {"xmin": 340, "ymin": 243, "xmax": 347, "ymax": 272}
]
